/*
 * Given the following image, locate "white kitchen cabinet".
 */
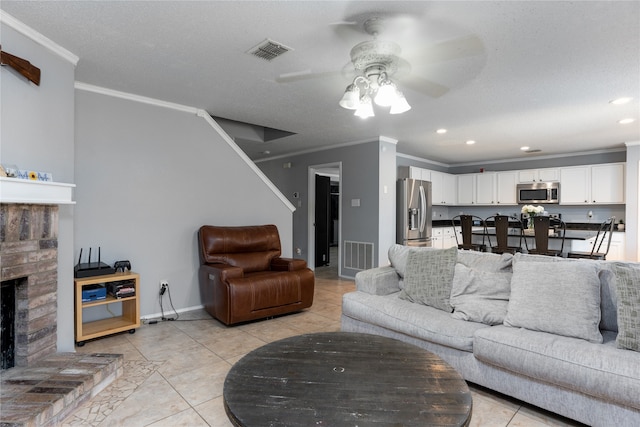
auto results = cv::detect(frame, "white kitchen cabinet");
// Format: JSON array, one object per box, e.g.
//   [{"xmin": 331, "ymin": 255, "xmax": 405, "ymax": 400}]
[
  {"xmin": 496, "ymin": 171, "xmax": 518, "ymax": 205},
  {"xmin": 409, "ymin": 167, "xmax": 455, "ymax": 205},
  {"xmin": 570, "ymin": 232, "xmax": 626, "ymax": 261},
  {"xmin": 518, "ymin": 168, "xmax": 559, "ymax": 183},
  {"xmin": 409, "ymin": 166, "xmax": 429, "ymax": 181},
  {"xmin": 591, "ymin": 164, "xmax": 624, "ymax": 204},
  {"xmin": 475, "ymin": 172, "xmax": 497, "ymax": 205},
  {"xmin": 431, "ymin": 171, "xmax": 457, "ymax": 205},
  {"xmin": 457, "ymin": 174, "xmax": 476, "ymax": 205},
  {"xmin": 431, "ymin": 227, "xmax": 443, "ymax": 248},
  {"xmin": 560, "ymin": 163, "xmax": 624, "ymax": 205},
  {"xmin": 432, "ymin": 227, "xmax": 459, "ymax": 249}
]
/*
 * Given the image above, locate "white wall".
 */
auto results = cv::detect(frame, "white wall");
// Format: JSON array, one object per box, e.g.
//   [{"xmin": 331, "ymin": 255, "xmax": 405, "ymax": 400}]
[
  {"xmin": 378, "ymin": 137, "xmax": 397, "ymax": 266},
  {"xmin": 74, "ymin": 87, "xmax": 294, "ymax": 318},
  {"xmin": 1, "ymin": 14, "xmax": 78, "ymax": 352},
  {"xmin": 624, "ymin": 142, "xmax": 639, "ymax": 261}
]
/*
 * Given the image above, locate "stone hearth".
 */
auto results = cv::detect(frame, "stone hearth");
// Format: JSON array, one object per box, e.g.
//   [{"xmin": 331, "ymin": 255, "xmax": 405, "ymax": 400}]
[{"xmin": 1, "ymin": 204, "xmax": 59, "ymax": 368}]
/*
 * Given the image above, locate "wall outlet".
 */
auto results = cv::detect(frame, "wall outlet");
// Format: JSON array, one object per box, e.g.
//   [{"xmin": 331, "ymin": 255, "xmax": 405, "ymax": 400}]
[{"xmin": 159, "ymin": 280, "xmax": 168, "ymax": 296}]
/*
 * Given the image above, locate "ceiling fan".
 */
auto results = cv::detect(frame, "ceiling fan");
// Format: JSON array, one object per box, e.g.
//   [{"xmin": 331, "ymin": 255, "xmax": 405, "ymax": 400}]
[{"xmin": 276, "ymin": 14, "xmax": 485, "ymax": 110}]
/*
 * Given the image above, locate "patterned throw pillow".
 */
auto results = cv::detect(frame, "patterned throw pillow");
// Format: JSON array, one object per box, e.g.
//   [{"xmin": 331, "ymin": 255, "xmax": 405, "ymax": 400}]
[
  {"xmin": 399, "ymin": 246, "xmax": 457, "ymax": 312},
  {"xmin": 611, "ymin": 263, "xmax": 640, "ymax": 352}
]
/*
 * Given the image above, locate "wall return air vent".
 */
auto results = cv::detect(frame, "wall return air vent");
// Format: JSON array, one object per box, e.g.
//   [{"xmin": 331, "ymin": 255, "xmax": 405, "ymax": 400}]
[{"xmin": 247, "ymin": 39, "xmax": 292, "ymax": 61}]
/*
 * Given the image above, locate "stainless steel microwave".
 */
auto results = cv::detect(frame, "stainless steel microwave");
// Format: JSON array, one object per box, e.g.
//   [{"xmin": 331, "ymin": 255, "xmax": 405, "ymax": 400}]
[{"xmin": 517, "ymin": 182, "xmax": 560, "ymax": 204}]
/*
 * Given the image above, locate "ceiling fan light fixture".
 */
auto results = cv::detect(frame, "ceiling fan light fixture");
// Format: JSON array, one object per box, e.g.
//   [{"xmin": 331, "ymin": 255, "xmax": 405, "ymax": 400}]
[
  {"xmin": 339, "ymin": 84, "xmax": 360, "ymax": 110},
  {"xmin": 354, "ymin": 95, "xmax": 375, "ymax": 118},
  {"xmin": 374, "ymin": 77, "xmax": 397, "ymax": 107},
  {"xmin": 389, "ymin": 92, "xmax": 411, "ymax": 114}
]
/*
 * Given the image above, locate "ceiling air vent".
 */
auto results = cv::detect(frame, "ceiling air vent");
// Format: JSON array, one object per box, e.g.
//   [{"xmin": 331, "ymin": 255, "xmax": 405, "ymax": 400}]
[{"xmin": 247, "ymin": 39, "xmax": 292, "ymax": 61}]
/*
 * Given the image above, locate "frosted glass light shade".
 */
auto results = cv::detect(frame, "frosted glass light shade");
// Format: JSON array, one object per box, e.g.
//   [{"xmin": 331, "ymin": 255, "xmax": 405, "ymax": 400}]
[
  {"xmin": 354, "ymin": 96, "xmax": 375, "ymax": 118},
  {"xmin": 339, "ymin": 84, "xmax": 360, "ymax": 110},
  {"xmin": 374, "ymin": 82, "xmax": 397, "ymax": 107},
  {"xmin": 389, "ymin": 92, "xmax": 411, "ymax": 114}
]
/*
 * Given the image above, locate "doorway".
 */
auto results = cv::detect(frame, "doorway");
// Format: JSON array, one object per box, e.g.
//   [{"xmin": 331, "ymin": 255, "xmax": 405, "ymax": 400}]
[{"xmin": 308, "ymin": 163, "xmax": 342, "ymax": 276}]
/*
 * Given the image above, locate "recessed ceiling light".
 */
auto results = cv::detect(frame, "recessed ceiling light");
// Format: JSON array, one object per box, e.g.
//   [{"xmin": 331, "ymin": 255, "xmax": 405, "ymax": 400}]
[
  {"xmin": 436, "ymin": 128, "xmax": 447, "ymax": 134},
  {"xmin": 466, "ymin": 140, "xmax": 476, "ymax": 145},
  {"xmin": 610, "ymin": 97, "xmax": 633, "ymax": 105},
  {"xmin": 520, "ymin": 146, "xmax": 530, "ymax": 151},
  {"xmin": 618, "ymin": 118, "xmax": 636, "ymax": 124}
]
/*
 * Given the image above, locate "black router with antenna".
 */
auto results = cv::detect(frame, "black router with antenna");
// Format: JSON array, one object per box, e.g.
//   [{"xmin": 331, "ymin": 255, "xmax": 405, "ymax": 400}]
[{"xmin": 74, "ymin": 247, "xmax": 115, "ymax": 278}]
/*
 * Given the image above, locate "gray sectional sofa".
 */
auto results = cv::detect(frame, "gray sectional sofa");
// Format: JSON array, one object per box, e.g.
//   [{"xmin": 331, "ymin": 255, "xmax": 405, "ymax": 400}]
[{"xmin": 341, "ymin": 246, "xmax": 640, "ymax": 426}]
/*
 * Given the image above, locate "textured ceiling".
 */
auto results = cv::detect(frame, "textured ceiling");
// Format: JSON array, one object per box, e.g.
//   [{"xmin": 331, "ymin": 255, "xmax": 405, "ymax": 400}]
[{"xmin": 1, "ymin": 1, "xmax": 639, "ymax": 165}]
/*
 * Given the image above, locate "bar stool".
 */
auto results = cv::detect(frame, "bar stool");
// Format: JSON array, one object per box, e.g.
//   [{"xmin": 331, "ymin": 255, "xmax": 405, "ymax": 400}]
[
  {"xmin": 528, "ymin": 216, "xmax": 566, "ymax": 257},
  {"xmin": 567, "ymin": 217, "xmax": 615, "ymax": 260},
  {"xmin": 452, "ymin": 215, "xmax": 487, "ymax": 251},
  {"xmin": 485, "ymin": 215, "xmax": 528, "ymax": 254}
]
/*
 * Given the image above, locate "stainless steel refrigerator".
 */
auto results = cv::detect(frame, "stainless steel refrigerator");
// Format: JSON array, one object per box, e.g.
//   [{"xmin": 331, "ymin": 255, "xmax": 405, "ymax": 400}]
[{"xmin": 397, "ymin": 178, "xmax": 432, "ymax": 246}]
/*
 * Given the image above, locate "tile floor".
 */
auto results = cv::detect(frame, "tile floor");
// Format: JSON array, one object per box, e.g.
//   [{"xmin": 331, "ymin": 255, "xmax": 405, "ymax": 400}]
[{"xmin": 63, "ymin": 265, "xmax": 585, "ymax": 427}]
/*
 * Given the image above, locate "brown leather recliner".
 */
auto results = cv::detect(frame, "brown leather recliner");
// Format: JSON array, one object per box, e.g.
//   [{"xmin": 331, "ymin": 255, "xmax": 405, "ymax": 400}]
[{"xmin": 198, "ymin": 224, "xmax": 314, "ymax": 325}]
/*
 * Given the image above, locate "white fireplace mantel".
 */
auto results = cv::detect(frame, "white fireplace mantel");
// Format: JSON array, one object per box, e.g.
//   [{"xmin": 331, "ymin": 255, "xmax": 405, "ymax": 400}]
[{"xmin": 0, "ymin": 177, "xmax": 75, "ymax": 205}]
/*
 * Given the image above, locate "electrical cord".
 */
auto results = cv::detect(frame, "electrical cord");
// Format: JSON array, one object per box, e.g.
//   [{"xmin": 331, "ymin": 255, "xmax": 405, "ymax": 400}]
[{"xmin": 159, "ymin": 284, "xmax": 179, "ymax": 321}]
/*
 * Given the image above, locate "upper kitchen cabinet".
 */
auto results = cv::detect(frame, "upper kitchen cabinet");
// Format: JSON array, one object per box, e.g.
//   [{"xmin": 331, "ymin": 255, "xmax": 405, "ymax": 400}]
[
  {"xmin": 408, "ymin": 167, "xmax": 456, "ymax": 205},
  {"xmin": 517, "ymin": 168, "xmax": 560, "ymax": 183},
  {"xmin": 457, "ymin": 172, "xmax": 513, "ymax": 206},
  {"xmin": 409, "ymin": 166, "xmax": 429, "ymax": 181},
  {"xmin": 496, "ymin": 171, "xmax": 518, "ymax": 205},
  {"xmin": 431, "ymin": 170, "xmax": 457, "ymax": 205},
  {"xmin": 560, "ymin": 163, "xmax": 625, "ymax": 205},
  {"xmin": 457, "ymin": 174, "xmax": 476, "ymax": 205},
  {"xmin": 475, "ymin": 172, "xmax": 497, "ymax": 205}
]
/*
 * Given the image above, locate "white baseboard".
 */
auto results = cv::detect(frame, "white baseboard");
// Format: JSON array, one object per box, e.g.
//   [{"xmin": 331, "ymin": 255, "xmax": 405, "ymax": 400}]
[{"xmin": 141, "ymin": 304, "xmax": 205, "ymax": 321}]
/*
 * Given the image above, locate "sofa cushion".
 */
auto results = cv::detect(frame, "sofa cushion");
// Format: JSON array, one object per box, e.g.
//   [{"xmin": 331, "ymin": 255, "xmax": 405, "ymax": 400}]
[
  {"xmin": 342, "ymin": 291, "xmax": 490, "ymax": 352},
  {"xmin": 399, "ymin": 246, "xmax": 457, "ymax": 312},
  {"xmin": 457, "ymin": 250, "xmax": 513, "ymax": 273},
  {"xmin": 611, "ymin": 262, "xmax": 640, "ymax": 352},
  {"xmin": 450, "ymin": 263, "xmax": 511, "ymax": 325},
  {"xmin": 504, "ymin": 260, "xmax": 602, "ymax": 343},
  {"xmin": 474, "ymin": 326, "xmax": 640, "ymax": 411}
]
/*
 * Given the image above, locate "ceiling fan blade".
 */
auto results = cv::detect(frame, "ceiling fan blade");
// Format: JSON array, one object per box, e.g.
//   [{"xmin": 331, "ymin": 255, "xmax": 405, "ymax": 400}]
[
  {"xmin": 417, "ymin": 35, "xmax": 485, "ymax": 63},
  {"xmin": 275, "ymin": 69, "xmax": 343, "ymax": 84},
  {"xmin": 401, "ymin": 75, "xmax": 450, "ymax": 98}
]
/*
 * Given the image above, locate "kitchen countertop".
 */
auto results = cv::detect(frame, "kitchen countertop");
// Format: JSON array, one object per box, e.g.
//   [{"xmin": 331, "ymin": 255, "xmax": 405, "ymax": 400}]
[{"xmin": 433, "ymin": 220, "xmax": 624, "ymax": 233}]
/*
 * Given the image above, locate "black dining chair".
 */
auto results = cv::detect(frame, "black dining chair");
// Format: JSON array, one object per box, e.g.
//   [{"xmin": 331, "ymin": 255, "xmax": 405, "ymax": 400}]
[
  {"xmin": 567, "ymin": 217, "xmax": 615, "ymax": 260},
  {"xmin": 485, "ymin": 215, "xmax": 528, "ymax": 255},
  {"xmin": 451, "ymin": 215, "xmax": 487, "ymax": 251},
  {"xmin": 528, "ymin": 216, "xmax": 566, "ymax": 257}
]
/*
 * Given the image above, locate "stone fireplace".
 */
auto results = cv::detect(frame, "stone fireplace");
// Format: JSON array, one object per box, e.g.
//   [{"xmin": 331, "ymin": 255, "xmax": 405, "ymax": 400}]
[{"xmin": 0, "ymin": 203, "xmax": 59, "ymax": 368}]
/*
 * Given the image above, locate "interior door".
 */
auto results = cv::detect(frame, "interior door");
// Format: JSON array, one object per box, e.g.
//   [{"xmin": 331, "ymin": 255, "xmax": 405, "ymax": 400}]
[{"xmin": 315, "ymin": 174, "xmax": 331, "ymax": 267}]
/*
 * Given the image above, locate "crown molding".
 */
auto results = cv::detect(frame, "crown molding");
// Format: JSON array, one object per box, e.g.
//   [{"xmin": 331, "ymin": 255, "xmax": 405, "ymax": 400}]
[
  {"xmin": 0, "ymin": 10, "xmax": 79, "ymax": 66},
  {"xmin": 74, "ymin": 82, "xmax": 199, "ymax": 115}
]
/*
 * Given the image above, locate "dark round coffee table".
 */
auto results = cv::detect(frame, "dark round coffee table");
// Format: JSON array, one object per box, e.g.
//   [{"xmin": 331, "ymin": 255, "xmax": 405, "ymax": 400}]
[{"xmin": 223, "ymin": 332, "xmax": 472, "ymax": 426}]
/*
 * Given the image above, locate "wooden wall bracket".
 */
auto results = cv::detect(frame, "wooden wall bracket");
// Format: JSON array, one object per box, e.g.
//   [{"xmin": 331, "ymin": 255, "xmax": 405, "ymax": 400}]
[{"xmin": 0, "ymin": 45, "xmax": 41, "ymax": 86}]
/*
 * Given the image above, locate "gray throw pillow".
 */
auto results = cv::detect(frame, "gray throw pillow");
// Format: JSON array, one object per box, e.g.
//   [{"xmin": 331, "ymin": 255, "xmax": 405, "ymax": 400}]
[
  {"xmin": 457, "ymin": 250, "xmax": 513, "ymax": 273},
  {"xmin": 450, "ymin": 263, "xmax": 512, "ymax": 325},
  {"xmin": 611, "ymin": 263, "xmax": 640, "ymax": 352},
  {"xmin": 504, "ymin": 260, "xmax": 603, "ymax": 343},
  {"xmin": 399, "ymin": 246, "xmax": 457, "ymax": 312},
  {"xmin": 388, "ymin": 244, "xmax": 438, "ymax": 279}
]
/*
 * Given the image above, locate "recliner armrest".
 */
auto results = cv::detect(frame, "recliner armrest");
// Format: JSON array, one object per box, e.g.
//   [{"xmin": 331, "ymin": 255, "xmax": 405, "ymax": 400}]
[
  {"xmin": 201, "ymin": 263, "xmax": 244, "ymax": 282},
  {"xmin": 271, "ymin": 257, "xmax": 308, "ymax": 271}
]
